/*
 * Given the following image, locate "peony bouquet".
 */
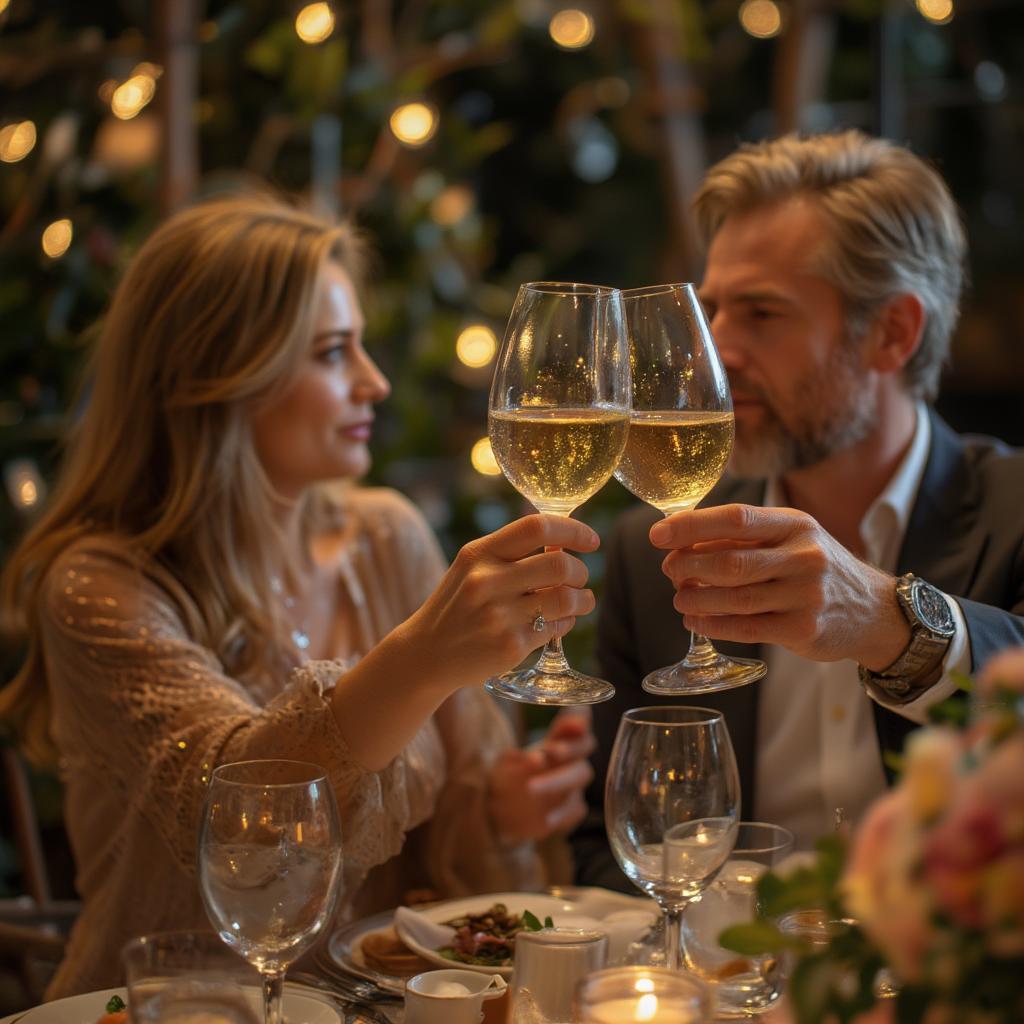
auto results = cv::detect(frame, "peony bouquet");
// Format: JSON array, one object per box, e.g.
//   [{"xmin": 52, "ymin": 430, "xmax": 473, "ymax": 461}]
[{"xmin": 721, "ymin": 647, "xmax": 1024, "ymax": 1024}]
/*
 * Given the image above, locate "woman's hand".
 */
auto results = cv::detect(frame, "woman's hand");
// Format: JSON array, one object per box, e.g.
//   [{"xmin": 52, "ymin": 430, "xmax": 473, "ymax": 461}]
[
  {"xmin": 488, "ymin": 712, "xmax": 596, "ymax": 845},
  {"xmin": 403, "ymin": 514, "xmax": 600, "ymax": 693}
]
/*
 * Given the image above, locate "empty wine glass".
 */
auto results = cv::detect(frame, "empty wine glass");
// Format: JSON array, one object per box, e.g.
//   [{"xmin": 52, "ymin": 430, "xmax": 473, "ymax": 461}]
[
  {"xmin": 616, "ymin": 283, "xmax": 766, "ymax": 693},
  {"xmin": 486, "ymin": 281, "xmax": 630, "ymax": 706},
  {"xmin": 605, "ymin": 706, "xmax": 740, "ymax": 971},
  {"xmin": 199, "ymin": 760, "xmax": 342, "ymax": 1024}
]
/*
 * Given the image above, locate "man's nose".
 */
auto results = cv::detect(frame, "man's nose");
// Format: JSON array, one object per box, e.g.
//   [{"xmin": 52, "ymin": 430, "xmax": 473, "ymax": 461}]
[{"xmin": 708, "ymin": 312, "xmax": 745, "ymax": 371}]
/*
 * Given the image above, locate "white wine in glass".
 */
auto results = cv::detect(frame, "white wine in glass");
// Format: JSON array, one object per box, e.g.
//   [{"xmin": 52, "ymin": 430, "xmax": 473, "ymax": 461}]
[
  {"xmin": 486, "ymin": 281, "xmax": 630, "ymax": 705},
  {"xmin": 617, "ymin": 283, "xmax": 767, "ymax": 694}
]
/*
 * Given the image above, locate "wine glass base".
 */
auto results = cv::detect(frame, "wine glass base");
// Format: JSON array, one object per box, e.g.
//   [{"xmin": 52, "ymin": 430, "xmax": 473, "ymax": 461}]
[
  {"xmin": 485, "ymin": 667, "xmax": 615, "ymax": 706},
  {"xmin": 641, "ymin": 655, "xmax": 766, "ymax": 695}
]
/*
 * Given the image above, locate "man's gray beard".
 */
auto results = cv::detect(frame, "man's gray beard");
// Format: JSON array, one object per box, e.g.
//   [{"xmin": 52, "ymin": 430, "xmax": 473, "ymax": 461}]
[{"xmin": 728, "ymin": 356, "xmax": 878, "ymax": 480}]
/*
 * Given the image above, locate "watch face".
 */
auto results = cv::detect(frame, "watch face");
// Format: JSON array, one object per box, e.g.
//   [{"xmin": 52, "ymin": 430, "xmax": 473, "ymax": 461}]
[{"xmin": 911, "ymin": 580, "xmax": 955, "ymax": 633}]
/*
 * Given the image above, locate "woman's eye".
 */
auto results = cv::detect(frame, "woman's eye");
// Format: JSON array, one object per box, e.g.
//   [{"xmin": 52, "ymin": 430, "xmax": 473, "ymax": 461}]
[{"xmin": 316, "ymin": 344, "xmax": 348, "ymax": 364}]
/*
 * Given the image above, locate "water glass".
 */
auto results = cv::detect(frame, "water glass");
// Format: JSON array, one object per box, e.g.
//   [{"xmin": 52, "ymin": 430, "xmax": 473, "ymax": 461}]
[
  {"xmin": 511, "ymin": 928, "xmax": 609, "ymax": 1024},
  {"xmin": 122, "ymin": 931, "xmax": 262, "ymax": 1024},
  {"xmin": 682, "ymin": 822, "xmax": 794, "ymax": 1017},
  {"xmin": 575, "ymin": 966, "xmax": 713, "ymax": 1023}
]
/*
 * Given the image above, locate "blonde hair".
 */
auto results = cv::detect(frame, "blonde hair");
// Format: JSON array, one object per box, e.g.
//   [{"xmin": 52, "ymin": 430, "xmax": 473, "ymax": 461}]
[
  {"xmin": 1, "ymin": 192, "xmax": 364, "ymax": 765},
  {"xmin": 694, "ymin": 130, "xmax": 966, "ymax": 401}
]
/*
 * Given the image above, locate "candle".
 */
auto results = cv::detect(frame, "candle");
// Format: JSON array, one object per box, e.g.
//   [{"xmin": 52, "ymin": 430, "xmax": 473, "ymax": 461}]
[{"xmin": 582, "ymin": 995, "xmax": 705, "ymax": 1023}]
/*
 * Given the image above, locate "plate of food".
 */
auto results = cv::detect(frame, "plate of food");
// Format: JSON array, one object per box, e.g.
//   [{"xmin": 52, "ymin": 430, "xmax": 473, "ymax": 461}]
[
  {"xmin": 393, "ymin": 889, "xmax": 656, "ymax": 978},
  {"xmin": 321, "ymin": 909, "xmax": 427, "ymax": 996},
  {"xmin": 12, "ymin": 983, "xmax": 341, "ymax": 1024}
]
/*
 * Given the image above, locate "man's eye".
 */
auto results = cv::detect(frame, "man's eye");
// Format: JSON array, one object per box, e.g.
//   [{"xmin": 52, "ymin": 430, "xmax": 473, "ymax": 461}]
[{"xmin": 750, "ymin": 308, "xmax": 780, "ymax": 320}]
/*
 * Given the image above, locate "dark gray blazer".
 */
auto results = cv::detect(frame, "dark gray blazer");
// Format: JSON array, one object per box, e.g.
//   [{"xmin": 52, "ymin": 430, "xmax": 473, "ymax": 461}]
[{"xmin": 571, "ymin": 411, "xmax": 1024, "ymax": 891}]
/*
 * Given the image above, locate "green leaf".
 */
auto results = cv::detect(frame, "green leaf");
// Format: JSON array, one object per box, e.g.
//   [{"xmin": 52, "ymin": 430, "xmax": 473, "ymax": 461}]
[
  {"xmin": 105, "ymin": 996, "xmax": 126, "ymax": 1014},
  {"xmin": 718, "ymin": 921, "xmax": 804, "ymax": 956},
  {"xmin": 544, "ymin": 915, "xmax": 553, "ymax": 929},
  {"xmin": 522, "ymin": 909, "xmax": 542, "ymax": 931}
]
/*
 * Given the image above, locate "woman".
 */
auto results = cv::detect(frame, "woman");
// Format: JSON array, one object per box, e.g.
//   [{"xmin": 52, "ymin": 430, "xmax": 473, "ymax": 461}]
[{"xmin": 0, "ymin": 194, "xmax": 598, "ymax": 997}]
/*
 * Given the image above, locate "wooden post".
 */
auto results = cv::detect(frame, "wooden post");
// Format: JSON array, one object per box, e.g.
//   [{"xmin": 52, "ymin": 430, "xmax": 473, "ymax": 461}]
[
  {"xmin": 773, "ymin": 3, "xmax": 836, "ymax": 134},
  {"xmin": 622, "ymin": 0, "xmax": 707, "ymax": 282},
  {"xmin": 157, "ymin": 0, "xmax": 199, "ymax": 214}
]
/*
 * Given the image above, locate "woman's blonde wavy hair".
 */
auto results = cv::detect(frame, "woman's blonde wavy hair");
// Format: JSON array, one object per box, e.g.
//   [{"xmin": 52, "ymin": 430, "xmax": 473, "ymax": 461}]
[{"xmin": 0, "ymin": 192, "xmax": 364, "ymax": 765}]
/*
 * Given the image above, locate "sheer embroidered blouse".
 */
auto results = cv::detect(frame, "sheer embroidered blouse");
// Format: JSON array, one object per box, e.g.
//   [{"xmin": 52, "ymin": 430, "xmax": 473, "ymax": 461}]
[{"xmin": 39, "ymin": 487, "xmax": 541, "ymax": 998}]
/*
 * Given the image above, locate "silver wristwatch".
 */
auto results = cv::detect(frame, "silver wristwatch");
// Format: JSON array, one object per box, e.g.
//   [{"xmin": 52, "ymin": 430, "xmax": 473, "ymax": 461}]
[{"xmin": 858, "ymin": 573, "xmax": 956, "ymax": 701}]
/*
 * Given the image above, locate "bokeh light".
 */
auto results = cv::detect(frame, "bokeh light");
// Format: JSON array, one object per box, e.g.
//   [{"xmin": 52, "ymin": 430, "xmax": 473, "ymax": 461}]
[
  {"xmin": 549, "ymin": 9, "xmax": 595, "ymax": 50},
  {"xmin": 0, "ymin": 120, "xmax": 37, "ymax": 163},
  {"xmin": 739, "ymin": 0, "xmax": 783, "ymax": 38},
  {"xmin": 389, "ymin": 102, "xmax": 438, "ymax": 147},
  {"xmin": 916, "ymin": 0, "xmax": 954, "ymax": 24},
  {"xmin": 0, "ymin": 0, "xmax": 10, "ymax": 14},
  {"xmin": 111, "ymin": 74, "xmax": 157, "ymax": 120},
  {"xmin": 470, "ymin": 437, "xmax": 502, "ymax": 476},
  {"xmin": 456, "ymin": 325, "xmax": 498, "ymax": 368},
  {"xmin": 431, "ymin": 185, "xmax": 475, "ymax": 226},
  {"xmin": 41, "ymin": 219, "xmax": 73, "ymax": 258},
  {"xmin": 295, "ymin": 3, "xmax": 335, "ymax": 44}
]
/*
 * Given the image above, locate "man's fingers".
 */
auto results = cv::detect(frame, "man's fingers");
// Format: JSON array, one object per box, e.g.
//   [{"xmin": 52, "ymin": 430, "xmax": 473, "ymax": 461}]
[
  {"xmin": 662, "ymin": 546, "xmax": 791, "ymax": 587},
  {"xmin": 682, "ymin": 610, "xmax": 793, "ymax": 647},
  {"xmin": 673, "ymin": 583, "xmax": 788, "ymax": 617},
  {"xmin": 649, "ymin": 504, "xmax": 807, "ymax": 550},
  {"xmin": 483, "ymin": 514, "xmax": 599, "ymax": 561}
]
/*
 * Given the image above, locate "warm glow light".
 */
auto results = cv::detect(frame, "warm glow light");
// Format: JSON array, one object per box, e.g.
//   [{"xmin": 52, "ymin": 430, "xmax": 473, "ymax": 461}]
[
  {"xmin": 456, "ymin": 325, "xmax": 497, "ymax": 368},
  {"xmin": 0, "ymin": 120, "xmax": 37, "ymax": 162},
  {"xmin": 132, "ymin": 61, "xmax": 164, "ymax": 79},
  {"xmin": 916, "ymin": 0, "xmax": 954, "ymax": 23},
  {"xmin": 634, "ymin": 978, "xmax": 655, "ymax": 994},
  {"xmin": 471, "ymin": 437, "xmax": 502, "ymax": 476},
  {"xmin": 111, "ymin": 74, "xmax": 156, "ymax": 120},
  {"xmin": 98, "ymin": 79, "xmax": 117, "ymax": 104},
  {"xmin": 295, "ymin": 2, "xmax": 335, "ymax": 44},
  {"xmin": 41, "ymin": 218, "xmax": 73, "ymax": 258},
  {"xmin": 389, "ymin": 102, "xmax": 438, "ymax": 147},
  {"xmin": 739, "ymin": 0, "xmax": 783, "ymax": 38},
  {"xmin": 0, "ymin": 0, "xmax": 10, "ymax": 14},
  {"xmin": 16, "ymin": 478, "xmax": 38, "ymax": 507},
  {"xmin": 549, "ymin": 9, "xmax": 595, "ymax": 49},
  {"xmin": 635, "ymin": 993, "xmax": 659, "ymax": 1021},
  {"xmin": 431, "ymin": 184, "xmax": 475, "ymax": 225}
]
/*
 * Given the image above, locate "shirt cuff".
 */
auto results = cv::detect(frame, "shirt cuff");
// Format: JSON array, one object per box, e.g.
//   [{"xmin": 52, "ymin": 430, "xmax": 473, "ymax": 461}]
[{"xmin": 868, "ymin": 591, "xmax": 971, "ymax": 725}]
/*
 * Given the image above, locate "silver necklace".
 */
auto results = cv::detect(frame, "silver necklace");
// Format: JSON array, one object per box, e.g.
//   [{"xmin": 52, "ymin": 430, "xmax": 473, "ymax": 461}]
[{"xmin": 270, "ymin": 576, "xmax": 311, "ymax": 652}]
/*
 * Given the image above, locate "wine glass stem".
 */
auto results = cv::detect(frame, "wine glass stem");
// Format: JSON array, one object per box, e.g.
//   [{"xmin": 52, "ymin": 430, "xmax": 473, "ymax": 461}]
[
  {"xmin": 686, "ymin": 632, "xmax": 721, "ymax": 665},
  {"xmin": 532, "ymin": 526, "xmax": 572, "ymax": 674},
  {"xmin": 261, "ymin": 968, "xmax": 286, "ymax": 1024},
  {"xmin": 662, "ymin": 904, "xmax": 685, "ymax": 972}
]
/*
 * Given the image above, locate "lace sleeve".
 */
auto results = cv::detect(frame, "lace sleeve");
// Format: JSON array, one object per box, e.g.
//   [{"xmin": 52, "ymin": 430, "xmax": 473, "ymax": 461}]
[{"xmin": 39, "ymin": 541, "xmax": 414, "ymax": 880}]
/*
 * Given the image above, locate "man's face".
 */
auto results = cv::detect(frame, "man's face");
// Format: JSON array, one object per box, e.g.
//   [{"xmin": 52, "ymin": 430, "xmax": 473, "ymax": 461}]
[{"xmin": 699, "ymin": 196, "xmax": 876, "ymax": 479}]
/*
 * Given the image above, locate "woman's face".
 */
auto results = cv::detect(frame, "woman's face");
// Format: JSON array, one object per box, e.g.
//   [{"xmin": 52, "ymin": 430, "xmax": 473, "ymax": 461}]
[{"xmin": 251, "ymin": 261, "xmax": 390, "ymax": 498}]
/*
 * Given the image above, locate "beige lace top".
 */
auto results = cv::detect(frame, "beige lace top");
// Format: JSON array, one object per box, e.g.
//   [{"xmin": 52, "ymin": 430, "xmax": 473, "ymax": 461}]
[{"xmin": 39, "ymin": 487, "xmax": 542, "ymax": 998}]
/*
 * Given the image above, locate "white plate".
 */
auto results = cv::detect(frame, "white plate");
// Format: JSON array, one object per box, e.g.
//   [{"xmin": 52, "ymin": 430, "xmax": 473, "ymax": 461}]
[
  {"xmin": 394, "ymin": 889, "xmax": 655, "ymax": 979},
  {"xmin": 16, "ymin": 984, "xmax": 341, "ymax": 1024},
  {"xmin": 321, "ymin": 909, "xmax": 407, "ymax": 996}
]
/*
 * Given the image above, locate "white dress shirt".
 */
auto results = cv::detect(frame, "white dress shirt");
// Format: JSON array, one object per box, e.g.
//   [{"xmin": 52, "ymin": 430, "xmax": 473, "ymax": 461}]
[{"xmin": 752, "ymin": 404, "xmax": 971, "ymax": 849}]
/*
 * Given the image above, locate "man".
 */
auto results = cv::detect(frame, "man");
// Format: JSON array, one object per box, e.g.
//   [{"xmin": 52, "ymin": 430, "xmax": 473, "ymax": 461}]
[{"xmin": 573, "ymin": 131, "xmax": 1024, "ymax": 887}]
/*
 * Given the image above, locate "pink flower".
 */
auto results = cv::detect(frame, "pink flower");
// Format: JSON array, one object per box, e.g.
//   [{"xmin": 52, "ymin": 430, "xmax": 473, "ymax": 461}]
[{"xmin": 976, "ymin": 647, "xmax": 1024, "ymax": 699}]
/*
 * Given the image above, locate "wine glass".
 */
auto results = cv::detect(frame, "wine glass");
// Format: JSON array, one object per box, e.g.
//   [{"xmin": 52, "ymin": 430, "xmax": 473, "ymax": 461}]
[
  {"xmin": 605, "ymin": 706, "xmax": 740, "ymax": 971},
  {"xmin": 198, "ymin": 760, "xmax": 342, "ymax": 1024},
  {"xmin": 486, "ymin": 281, "xmax": 630, "ymax": 705},
  {"xmin": 616, "ymin": 283, "xmax": 767, "ymax": 693}
]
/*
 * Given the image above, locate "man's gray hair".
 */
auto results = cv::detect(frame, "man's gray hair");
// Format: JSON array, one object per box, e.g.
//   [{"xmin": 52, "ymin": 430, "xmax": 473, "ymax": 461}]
[{"xmin": 693, "ymin": 130, "xmax": 966, "ymax": 402}]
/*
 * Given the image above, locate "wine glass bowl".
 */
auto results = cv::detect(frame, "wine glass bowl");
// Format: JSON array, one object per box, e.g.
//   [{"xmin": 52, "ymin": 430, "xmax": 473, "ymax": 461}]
[
  {"xmin": 605, "ymin": 706, "xmax": 740, "ymax": 970},
  {"xmin": 486, "ymin": 281, "xmax": 630, "ymax": 706},
  {"xmin": 616, "ymin": 283, "xmax": 767, "ymax": 694},
  {"xmin": 199, "ymin": 760, "xmax": 342, "ymax": 1024}
]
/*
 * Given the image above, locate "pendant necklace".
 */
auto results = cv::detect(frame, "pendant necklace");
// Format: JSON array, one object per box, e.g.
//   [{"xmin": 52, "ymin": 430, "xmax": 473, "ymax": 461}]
[{"xmin": 270, "ymin": 575, "xmax": 311, "ymax": 652}]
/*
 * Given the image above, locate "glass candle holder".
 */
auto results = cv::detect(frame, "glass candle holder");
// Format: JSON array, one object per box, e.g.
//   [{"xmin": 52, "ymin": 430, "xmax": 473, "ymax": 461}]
[{"xmin": 575, "ymin": 966, "xmax": 713, "ymax": 1023}]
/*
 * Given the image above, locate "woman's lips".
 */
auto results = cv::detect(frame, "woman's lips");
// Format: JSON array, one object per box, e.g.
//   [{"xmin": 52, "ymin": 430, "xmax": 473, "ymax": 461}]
[{"xmin": 340, "ymin": 422, "xmax": 373, "ymax": 441}]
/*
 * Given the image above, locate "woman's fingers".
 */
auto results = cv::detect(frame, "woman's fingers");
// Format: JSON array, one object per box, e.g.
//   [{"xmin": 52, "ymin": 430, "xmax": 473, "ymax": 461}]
[
  {"xmin": 518, "ymin": 586, "xmax": 595, "ymax": 629},
  {"xmin": 478, "ymin": 514, "xmax": 599, "ymax": 561},
  {"xmin": 515, "ymin": 548, "xmax": 590, "ymax": 591}
]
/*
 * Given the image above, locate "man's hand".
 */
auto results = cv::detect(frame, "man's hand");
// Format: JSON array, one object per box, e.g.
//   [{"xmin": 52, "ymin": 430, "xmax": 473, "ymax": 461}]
[
  {"xmin": 649, "ymin": 504, "xmax": 910, "ymax": 670},
  {"xmin": 487, "ymin": 712, "xmax": 595, "ymax": 845}
]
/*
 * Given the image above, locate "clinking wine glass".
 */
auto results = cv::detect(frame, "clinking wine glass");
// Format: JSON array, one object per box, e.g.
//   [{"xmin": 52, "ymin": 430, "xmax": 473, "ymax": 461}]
[
  {"xmin": 605, "ymin": 706, "xmax": 741, "ymax": 971},
  {"xmin": 198, "ymin": 760, "xmax": 342, "ymax": 1024},
  {"xmin": 486, "ymin": 281, "xmax": 630, "ymax": 705},
  {"xmin": 616, "ymin": 283, "xmax": 766, "ymax": 694}
]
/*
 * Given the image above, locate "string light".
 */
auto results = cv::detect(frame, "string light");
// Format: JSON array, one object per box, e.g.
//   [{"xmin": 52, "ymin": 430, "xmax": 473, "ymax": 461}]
[
  {"xmin": 41, "ymin": 219, "xmax": 73, "ymax": 258},
  {"xmin": 0, "ymin": 0, "xmax": 10, "ymax": 14},
  {"xmin": 4, "ymin": 460, "xmax": 45, "ymax": 510},
  {"xmin": 470, "ymin": 437, "xmax": 502, "ymax": 476},
  {"xmin": 295, "ymin": 3, "xmax": 335, "ymax": 44},
  {"xmin": 111, "ymin": 74, "xmax": 157, "ymax": 120},
  {"xmin": 389, "ymin": 102, "xmax": 438, "ymax": 147},
  {"xmin": 456, "ymin": 325, "xmax": 497, "ymax": 368},
  {"xmin": 549, "ymin": 9, "xmax": 595, "ymax": 49},
  {"xmin": 0, "ymin": 120, "xmax": 36, "ymax": 163},
  {"xmin": 916, "ymin": 0, "xmax": 954, "ymax": 24},
  {"xmin": 739, "ymin": 0, "xmax": 783, "ymax": 38}
]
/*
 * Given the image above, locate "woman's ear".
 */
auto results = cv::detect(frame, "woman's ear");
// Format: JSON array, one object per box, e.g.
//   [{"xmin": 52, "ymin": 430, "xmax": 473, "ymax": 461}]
[{"xmin": 866, "ymin": 293, "xmax": 926, "ymax": 373}]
